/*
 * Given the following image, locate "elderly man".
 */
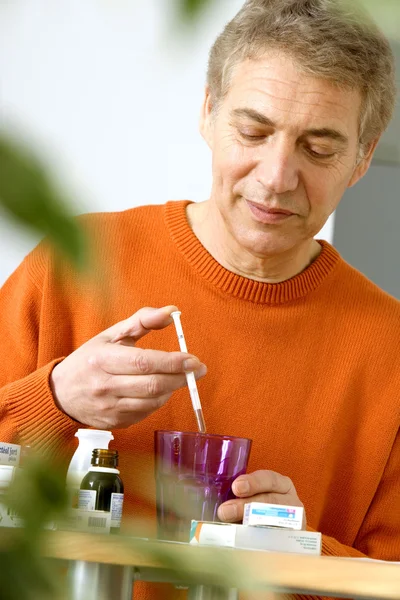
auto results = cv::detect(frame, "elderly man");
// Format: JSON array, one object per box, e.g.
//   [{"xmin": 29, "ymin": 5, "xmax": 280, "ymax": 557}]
[{"xmin": 0, "ymin": 0, "xmax": 399, "ymax": 597}]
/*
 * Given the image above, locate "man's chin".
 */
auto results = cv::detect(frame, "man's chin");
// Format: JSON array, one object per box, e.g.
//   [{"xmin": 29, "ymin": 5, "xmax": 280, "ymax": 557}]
[{"xmin": 239, "ymin": 232, "xmax": 300, "ymax": 258}]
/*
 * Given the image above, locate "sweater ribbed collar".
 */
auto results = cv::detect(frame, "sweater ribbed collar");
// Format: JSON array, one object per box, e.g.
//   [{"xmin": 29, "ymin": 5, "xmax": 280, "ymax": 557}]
[{"xmin": 164, "ymin": 200, "xmax": 340, "ymax": 305}]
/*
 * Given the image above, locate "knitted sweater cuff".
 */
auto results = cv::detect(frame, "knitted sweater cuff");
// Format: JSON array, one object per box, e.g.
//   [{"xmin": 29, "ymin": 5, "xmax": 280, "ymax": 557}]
[
  {"xmin": 5, "ymin": 359, "xmax": 80, "ymax": 457},
  {"xmin": 306, "ymin": 525, "xmax": 365, "ymax": 558}
]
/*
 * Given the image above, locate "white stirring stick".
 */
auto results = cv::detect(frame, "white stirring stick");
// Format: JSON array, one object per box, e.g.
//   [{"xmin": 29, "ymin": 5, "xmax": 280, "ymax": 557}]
[{"xmin": 171, "ymin": 311, "xmax": 206, "ymax": 433}]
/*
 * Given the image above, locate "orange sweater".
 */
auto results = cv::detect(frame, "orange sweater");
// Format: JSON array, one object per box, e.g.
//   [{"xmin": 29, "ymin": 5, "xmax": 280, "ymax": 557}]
[{"xmin": 0, "ymin": 201, "xmax": 399, "ymax": 597}]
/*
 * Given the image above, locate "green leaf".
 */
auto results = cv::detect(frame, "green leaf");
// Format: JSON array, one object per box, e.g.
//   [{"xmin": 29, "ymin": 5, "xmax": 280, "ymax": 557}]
[
  {"xmin": 178, "ymin": 0, "xmax": 212, "ymax": 20},
  {"xmin": 0, "ymin": 455, "xmax": 69, "ymax": 600},
  {"xmin": 339, "ymin": 0, "xmax": 400, "ymax": 39},
  {"xmin": 363, "ymin": 2, "xmax": 400, "ymax": 39},
  {"xmin": 0, "ymin": 539, "xmax": 62, "ymax": 600},
  {"xmin": 0, "ymin": 134, "xmax": 87, "ymax": 270},
  {"xmin": 3, "ymin": 455, "xmax": 68, "ymax": 536}
]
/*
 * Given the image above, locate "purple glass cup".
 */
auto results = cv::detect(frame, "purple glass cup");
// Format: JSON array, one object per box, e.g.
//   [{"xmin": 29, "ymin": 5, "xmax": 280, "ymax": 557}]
[{"xmin": 154, "ymin": 430, "xmax": 252, "ymax": 542}]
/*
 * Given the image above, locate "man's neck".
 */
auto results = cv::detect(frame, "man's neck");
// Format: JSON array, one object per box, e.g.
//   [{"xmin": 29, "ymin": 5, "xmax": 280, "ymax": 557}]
[{"xmin": 186, "ymin": 200, "xmax": 322, "ymax": 284}]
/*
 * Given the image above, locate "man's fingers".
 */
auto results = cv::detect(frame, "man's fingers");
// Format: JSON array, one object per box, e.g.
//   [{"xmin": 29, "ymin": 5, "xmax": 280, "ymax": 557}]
[
  {"xmin": 218, "ymin": 470, "xmax": 304, "ymax": 524},
  {"xmin": 217, "ymin": 492, "xmax": 292, "ymax": 523},
  {"xmin": 232, "ymin": 470, "xmax": 294, "ymax": 498},
  {"xmin": 92, "ymin": 345, "xmax": 205, "ymax": 376},
  {"xmin": 218, "ymin": 493, "xmax": 306, "ymax": 528},
  {"xmin": 91, "ymin": 368, "xmax": 207, "ymax": 400},
  {"xmin": 91, "ymin": 393, "xmax": 174, "ymax": 430},
  {"xmin": 100, "ymin": 306, "xmax": 179, "ymax": 344},
  {"xmin": 110, "ymin": 393, "xmax": 174, "ymax": 414}
]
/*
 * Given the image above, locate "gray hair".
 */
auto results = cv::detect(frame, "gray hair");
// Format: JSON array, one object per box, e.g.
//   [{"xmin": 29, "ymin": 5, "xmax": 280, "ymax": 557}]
[{"xmin": 207, "ymin": 0, "xmax": 397, "ymax": 156}]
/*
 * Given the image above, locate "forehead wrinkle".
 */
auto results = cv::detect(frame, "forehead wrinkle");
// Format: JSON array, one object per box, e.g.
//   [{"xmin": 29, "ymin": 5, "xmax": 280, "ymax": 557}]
[
  {"xmin": 235, "ymin": 60, "xmax": 353, "ymax": 95},
  {"xmin": 240, "ymin": 67, "xmax": 347, "ymax": 95},
  {"xmin": 233, "ymin": 80, "xmax": 352, "ymax": 112},
  {"xmin": 239, "ymin": 70, "xmax": 305, "ymax": 89},
  {"xmin": 231, "ymin": 98, "xmax": 351, "ymax": 130}
]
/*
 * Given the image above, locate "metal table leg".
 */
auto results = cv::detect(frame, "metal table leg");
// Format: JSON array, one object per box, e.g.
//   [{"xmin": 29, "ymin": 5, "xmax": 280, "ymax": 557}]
[
  {"xmin": 67, "ymin": 560, "xmax": 133, "ymax": 600},
  {"xmin": 188, "ymin": 586, "xmax": 238, "ymax": 600}
]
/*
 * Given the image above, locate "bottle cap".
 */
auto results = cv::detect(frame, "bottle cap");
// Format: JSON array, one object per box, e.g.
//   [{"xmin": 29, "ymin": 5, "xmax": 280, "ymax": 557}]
[
  {"xmin": 75, "ymin": 429, "xmax": 114, "ymax": 441},
  {"xmin": 91, "ymin": 449, "xmax": 119, "ymax": 468}
]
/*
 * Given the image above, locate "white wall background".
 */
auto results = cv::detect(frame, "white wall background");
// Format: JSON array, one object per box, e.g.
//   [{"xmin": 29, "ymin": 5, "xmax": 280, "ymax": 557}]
[{"xmin": 0, "ymin": 0, "xmax": 335, "ymax": 286}]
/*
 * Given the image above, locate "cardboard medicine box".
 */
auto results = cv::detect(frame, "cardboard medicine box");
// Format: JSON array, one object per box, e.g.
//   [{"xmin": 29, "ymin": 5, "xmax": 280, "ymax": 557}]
[
  {"xmin": 190, "ymin": 520, "xmax": 321, "ymax": 555},
  {"xmin": 243, "ymin": 502, "xmax": 304, "ymax": 530}
]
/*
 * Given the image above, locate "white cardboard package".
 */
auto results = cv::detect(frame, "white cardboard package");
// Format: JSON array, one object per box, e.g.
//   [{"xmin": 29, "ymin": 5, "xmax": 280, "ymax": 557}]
[
  {"xmin": 190, "ymin": 520, "xmax": 321, "ymax": 555},
  {"xmin": 243, "ymin": 502, "xmax": 304, "ymax": 530}
]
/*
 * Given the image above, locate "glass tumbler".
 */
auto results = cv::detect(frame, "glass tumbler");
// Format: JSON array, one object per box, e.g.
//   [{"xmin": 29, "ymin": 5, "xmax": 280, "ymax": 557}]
[{"xmin": 154, "ymin": 430, "xmax": 252, "ymax": 542}]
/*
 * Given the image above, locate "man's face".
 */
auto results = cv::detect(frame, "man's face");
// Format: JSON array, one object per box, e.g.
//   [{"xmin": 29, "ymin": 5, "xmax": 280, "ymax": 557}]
[{"xmin": 201, "ymin": 52, "xmax": 375, "ymax": 257}]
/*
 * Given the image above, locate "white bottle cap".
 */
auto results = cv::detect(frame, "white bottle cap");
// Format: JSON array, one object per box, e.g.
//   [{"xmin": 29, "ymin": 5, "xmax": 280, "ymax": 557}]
[{"xmin": 75, "ymin": 429, "xmax": 114, "ymax": 440}]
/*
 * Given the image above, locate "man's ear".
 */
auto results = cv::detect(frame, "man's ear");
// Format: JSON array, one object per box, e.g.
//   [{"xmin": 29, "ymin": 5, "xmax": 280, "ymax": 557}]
[
  {"xmin": 348, "ymin": 137, "xmax": 380, "ymax": 188},
  {"xmin": 199, "ymin": 86, "xmax": 215, "ymax": 149}
]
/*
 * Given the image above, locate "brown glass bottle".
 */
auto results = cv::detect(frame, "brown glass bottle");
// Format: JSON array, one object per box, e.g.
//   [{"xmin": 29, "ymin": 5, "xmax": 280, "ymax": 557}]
[{"xmin": 79, "ymin": 449, "xmax": 124, "ymax": 533}]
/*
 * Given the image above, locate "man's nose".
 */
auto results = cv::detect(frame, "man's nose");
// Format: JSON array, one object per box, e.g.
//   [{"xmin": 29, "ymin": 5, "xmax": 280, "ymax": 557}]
[{"xmin": 254, "ymin": 138, "xmax": 299, "ymax": 195}]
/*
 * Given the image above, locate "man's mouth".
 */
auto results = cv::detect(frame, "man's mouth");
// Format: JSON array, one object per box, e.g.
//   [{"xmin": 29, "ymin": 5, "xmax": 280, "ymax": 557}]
[{"xmin": 245, "ymin": 199, "xmax": 295, "ymax": 223}]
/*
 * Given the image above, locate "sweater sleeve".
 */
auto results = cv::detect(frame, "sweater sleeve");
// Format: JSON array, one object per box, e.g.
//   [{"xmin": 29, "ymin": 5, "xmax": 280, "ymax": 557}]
[
  {"xmin": 277, "ymin": 431, "xmax": 400, "ymax": 600},
  {"xmin": 312, "ymin": 428, "xmax": 400, "ymax": 562},
  {"xmin": 0, "ymin": 245, "xmax": 79, "ymax": 459}
]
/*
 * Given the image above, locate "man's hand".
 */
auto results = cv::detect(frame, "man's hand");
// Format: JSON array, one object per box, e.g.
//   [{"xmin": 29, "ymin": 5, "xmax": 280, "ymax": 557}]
[
  {"xmin": 50, "ymin": 305, "xmax": 207, "ymax": 429},
  {"xmin": 217, "ymin": 470, "xmax": 307, "ymax": 529}
]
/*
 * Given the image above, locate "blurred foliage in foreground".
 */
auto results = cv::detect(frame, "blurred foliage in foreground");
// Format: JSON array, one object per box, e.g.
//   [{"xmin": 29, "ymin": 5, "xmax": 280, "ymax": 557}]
[
  {"xmin": 0, "ymin": 136, "xmax": 87, "ymax": 271},
  {"xmin": 0, "ymin": 1, "xmax": 399, "ymax": 599},
  {"xmin": 0, "ymin": 456, "xmax": 69, "ymax": 600},
  {"xmin": 0, "ymin": 453, "xmax": 255, "ymax": 600}
]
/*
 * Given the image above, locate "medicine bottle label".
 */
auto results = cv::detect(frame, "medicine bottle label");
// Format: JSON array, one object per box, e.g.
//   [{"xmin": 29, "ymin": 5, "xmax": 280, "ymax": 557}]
[
  {"xmin": 78, "ymin": 489, "xmax": 97, "ymax": 511},
  {"xmin": 110, "ymin": 493, "xmax": 124, "ymax": 528}
]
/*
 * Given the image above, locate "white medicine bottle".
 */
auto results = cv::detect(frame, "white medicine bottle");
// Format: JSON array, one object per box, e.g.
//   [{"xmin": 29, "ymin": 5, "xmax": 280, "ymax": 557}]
[{"xmin": 66, "ymin": 429, "xmax": 114, "ymax": 508}]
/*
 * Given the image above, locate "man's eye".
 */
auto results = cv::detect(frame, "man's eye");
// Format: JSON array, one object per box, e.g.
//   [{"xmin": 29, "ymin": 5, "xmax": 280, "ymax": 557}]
[
  {"xmin": 307, "ymin": 147, "xmax": 335, "ymax": 159},
  {"xmin": 239, "ymin": 131, "xmax": 265, "ymax": 141}
]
